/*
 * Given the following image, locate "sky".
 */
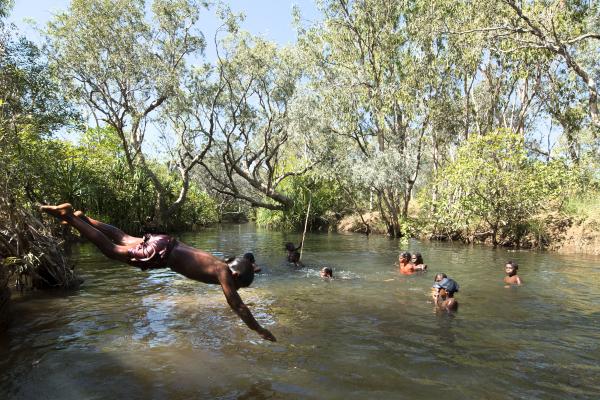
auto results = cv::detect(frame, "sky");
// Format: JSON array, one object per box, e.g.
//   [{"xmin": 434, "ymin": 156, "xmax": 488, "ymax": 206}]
[
  {"xmin": 6, "ymin": 0, "xmax": 321, "ymax": 147},
  {"xmin": 5, "ymin": 1, "xmax": 562, "ymax": 151},
  {"xmin": 7, "ymin": 0, "xmax": 320, "ymax": 50}
]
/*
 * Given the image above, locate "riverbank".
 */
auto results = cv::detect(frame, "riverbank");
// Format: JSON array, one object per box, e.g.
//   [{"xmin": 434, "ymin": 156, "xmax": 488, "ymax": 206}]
[
  {"xmin": 337, "ymin": 211, "xmax": 600, "ymax": 255},
  {"xmin": 0, "ymin": 263, "xmax": 9, "ymax": 330}
]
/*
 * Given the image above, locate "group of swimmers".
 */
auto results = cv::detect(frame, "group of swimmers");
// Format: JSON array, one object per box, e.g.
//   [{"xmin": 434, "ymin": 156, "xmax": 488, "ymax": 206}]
[
  {"xmin": 283, "ymin": 242, "xmax": 524, "ymax": 313},
  {"xmin": 394, "ymin": 251, "xmax": 523, "ymax": 312},
  {"xmin": 40, "ymin": 203, "xmax": 523, "ymax": 341}
]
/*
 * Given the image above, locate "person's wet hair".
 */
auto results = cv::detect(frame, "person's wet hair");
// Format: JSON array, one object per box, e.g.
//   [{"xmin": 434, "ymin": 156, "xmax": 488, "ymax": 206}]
[
  {"xmin": 243, "ymin": 252, "xmax": 256, "ymax": 263},
  {"xmin": 412, "ymin": 252, "xmax": 424, "ymax": 264},
  {"xmin": 399, "ymin": 251, "xmax": 411, "ymax": 261},
  {"xmin": 433, "ymin": 273, "xmax": 459, "ymax": 295},
  {"xmin": 321, "ymin": 267, "xmax": 333, "ymax": 278},
  {"xmin": 506, "ymin": 260, "xmax": 518, "ymax": 270},
  {"xmin": 228, "ymin": 257, "xmax": 255, "ymax": 287},
  {"xmin": 434, "ymin": 273, "xmax": 447, "ymax": 281},
  {"xmin": 285, "ymin": 242, "xmax": 296, "ymax": 251}
]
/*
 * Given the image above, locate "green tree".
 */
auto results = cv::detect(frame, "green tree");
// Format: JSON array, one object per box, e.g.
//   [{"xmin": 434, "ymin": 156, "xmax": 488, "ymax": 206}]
[
  {"xmin": 46, "ymin": 0, "xmax": 206, "ymax": 224},
  {"xmin": 426, "ymin": 130, "xmax": 571, "ymax": 246},
  {"xmin": 0, "ymin": 11, "xmax": 80, "ymax": 289},
  {"xmin": 297, "ymin": 0, "xmax": 434, "ymax": 237},
  {"xmin": 196, "ymin": 29, "xmax": 316, "ymax": 211}
]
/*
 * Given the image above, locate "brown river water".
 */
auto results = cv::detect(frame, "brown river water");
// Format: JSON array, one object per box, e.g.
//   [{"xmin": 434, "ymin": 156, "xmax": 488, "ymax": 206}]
[{"xmin": 1, "ymin": 223, "xmax": 599, "ymax": 399}]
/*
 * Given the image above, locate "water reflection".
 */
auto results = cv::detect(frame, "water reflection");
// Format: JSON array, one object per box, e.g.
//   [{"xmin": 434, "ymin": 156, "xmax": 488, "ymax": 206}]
[{"xmin": 1, "ymin": 223, "xmax": 599, "ymax": 399}]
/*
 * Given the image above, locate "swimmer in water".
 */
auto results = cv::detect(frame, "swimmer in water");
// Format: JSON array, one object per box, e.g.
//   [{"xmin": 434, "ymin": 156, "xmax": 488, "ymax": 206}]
[
  {"xmin": 399, "ymin": 251, "xmax": 426, "ymax": 274},
  {"xmin": 432, "ymin": 273, "xmax": 459, "ymax": 312},
  {"xmin": 320, "ymin": 267, "xmax": 333, "ymax": 279},
  {"xmin": 285, "ymin": 241, "xmax": 304, "ymax": 267},
  {"xmin": 410, "ymin": 252, "xmax": 428, "ymax": 271},
  {"xmin": 504, "ymin": 260, "xmax": 522, "ymax": 286}
]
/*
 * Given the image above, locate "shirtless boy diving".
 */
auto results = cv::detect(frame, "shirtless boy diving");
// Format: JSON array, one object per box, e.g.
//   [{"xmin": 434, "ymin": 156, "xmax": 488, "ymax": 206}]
[{"xmin": 41, "ymin": 203, "xmax": 276, "ymax": 342}]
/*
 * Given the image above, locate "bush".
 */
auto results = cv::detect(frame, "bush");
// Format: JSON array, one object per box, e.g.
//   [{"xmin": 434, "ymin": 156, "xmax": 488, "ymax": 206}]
[{"xmin": 423, "ymin": 130, "xmax": 576, "ymax": 246}]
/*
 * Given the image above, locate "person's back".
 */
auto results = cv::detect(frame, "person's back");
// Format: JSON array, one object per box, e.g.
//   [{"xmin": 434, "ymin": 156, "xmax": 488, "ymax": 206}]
[
  {"xmin": 40, "ymin": 203, "xmax": 276, "ymax": 341},
  {"xmin": 285, "ymin": 242, "xmax": 303, "ymax": 266},
  {"xmin": 438, "ymin": 290, "xmax": 458, "ymax": 311}
]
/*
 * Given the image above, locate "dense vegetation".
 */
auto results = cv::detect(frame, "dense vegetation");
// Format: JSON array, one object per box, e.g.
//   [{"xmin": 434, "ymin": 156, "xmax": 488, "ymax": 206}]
[{"xmin": 1, "ymin": 0, "xmax": 599, "ymax": 302}]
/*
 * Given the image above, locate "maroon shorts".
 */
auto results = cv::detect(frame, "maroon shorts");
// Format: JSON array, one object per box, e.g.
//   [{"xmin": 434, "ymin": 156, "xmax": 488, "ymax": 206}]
[{"xmin": 127, "ymin": 234, "xmax": 177, "ymax": 270}]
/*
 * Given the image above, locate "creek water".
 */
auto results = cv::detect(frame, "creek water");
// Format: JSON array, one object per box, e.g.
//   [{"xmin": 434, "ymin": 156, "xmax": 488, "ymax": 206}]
[{"xmin": 1, "ymin": 223, "xmax": 599, "ymax": 399}]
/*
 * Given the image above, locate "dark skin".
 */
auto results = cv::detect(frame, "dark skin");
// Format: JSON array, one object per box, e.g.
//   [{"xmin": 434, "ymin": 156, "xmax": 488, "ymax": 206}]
[
  {"xmin": 432, "ymin": 289, "xmax": 458, "ymax": 312},
  {"xmin": 41, "ymin": 204, "xmax": 276, "ymax": 342},
  {"xmin": 504, "ymin": 264, "xmax": 522, "ymax": 286},
  {"xmin": 398, "ymin": 254, "xmax": 424, "ymax": 274},
  {"xmin": 410, "ymin": 254, "xmax": 427, "ymax": 271},
  {"xmin": 286, "ymin": 242, "xmax": 304, "ymax": 267}
]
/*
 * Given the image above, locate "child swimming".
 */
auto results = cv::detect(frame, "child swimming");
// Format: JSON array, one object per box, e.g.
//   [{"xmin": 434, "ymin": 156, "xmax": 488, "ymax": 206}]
[
  {"xmin": 399, "ymin": 251, "xmax": 426, "ymax": 274},
  {"xmin": 410, "ymin": 252, "xmax": 427, "ymax": 271},
  {"xmin": 432, "ymin": 273, "xmax": 459, "ymax": 312},
  {"xmin": 504, "ymin": 260, "xmax": 522, "ymax": 286},
  {"xmin": 285, "ymin": 241, "xmax": 304, "ymax": 267},
  {"xmin": 320, "ymin": 267, "xmax": 333, "ymax": 279}
]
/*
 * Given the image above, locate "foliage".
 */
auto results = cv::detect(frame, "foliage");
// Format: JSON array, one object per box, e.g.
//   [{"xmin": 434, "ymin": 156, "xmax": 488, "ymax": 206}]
[
  {"xmin": 45, "ymin": 0, "xmax": 207, "ymax": 224},
  {"xmin": 424, "ymin": 130, "xmax": 574, "ymax": 246},
  {"xmin": 1, "ymin": 0, "xmax": 598, "ymax": 256},
  {"xmin": 0, "ymin": 19, "xmax": 80, "ymax": 290},
  {"xmin": 255, "ymin": 173, "xmax": 349, "ymax": 231}
]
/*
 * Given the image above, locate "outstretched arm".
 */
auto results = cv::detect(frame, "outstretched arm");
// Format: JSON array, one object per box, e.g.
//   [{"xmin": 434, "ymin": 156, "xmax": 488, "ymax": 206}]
[{"xmin": 218, "ymin": 269, "xmax": 276, "ymax": 341}]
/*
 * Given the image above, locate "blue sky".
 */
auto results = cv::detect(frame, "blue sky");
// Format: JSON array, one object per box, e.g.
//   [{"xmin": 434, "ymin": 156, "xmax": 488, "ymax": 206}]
[
  {"xmin": 7, "ymin": 0, "xmax": 320, "ymax": 48},
  {"xmin": 6, "ymin": 1, "xmax": 322, "ymax": 146}
]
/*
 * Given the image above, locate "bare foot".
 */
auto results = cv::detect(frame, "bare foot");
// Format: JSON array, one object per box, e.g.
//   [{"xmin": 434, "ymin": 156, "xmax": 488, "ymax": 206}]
[
  {"xmin": 59, "ymin": 210, "xmax": 85, "ymax": 225},
  {"xmin": 40, "ymin": 203, "xmax": 74, "ymax": 220},
  {"xmin": 73, "ymin": 210, "xmax": 91, "ymax": 224}
]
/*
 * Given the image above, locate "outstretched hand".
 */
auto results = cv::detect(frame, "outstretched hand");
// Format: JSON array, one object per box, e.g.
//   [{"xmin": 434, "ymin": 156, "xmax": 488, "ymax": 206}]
[{"xmin": 258, "ymin": 327, "xmax": 276, "ymax": 342}]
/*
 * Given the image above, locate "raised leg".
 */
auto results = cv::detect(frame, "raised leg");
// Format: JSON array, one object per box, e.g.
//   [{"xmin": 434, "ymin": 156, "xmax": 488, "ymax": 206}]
[
  {"xmin": 41, "ymin": 204, "xmax": 131, "ymax": 263},
  {"xmin": 76, "ymin": 211, "xmax": 141, "ymax": 246}
]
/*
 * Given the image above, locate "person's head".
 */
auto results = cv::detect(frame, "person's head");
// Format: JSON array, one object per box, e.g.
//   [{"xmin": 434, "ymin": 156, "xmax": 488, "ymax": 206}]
[
  {"xmin": 285, "ymin": 242, "xmax": 296, "ymax": 252},
  {"xmin": 320, "ymin": 267, "xmax": 333, "ymax": 278},
  {"xmin": 433, "ymin": 274, "xmax": 458, "ymax": 296},
  {"xmin": 243, "ymin": 252, "xmax": 260, "ymax": 272},
  {"xmin": 399, "ymin": 252, "xmax": 411, "ymax": 264},
  {"xmin": 226, "ymin": 257, "xmax": 255, "ymax": 289},
  {"xmin": 505, "ymin": 260, "xmax": 518, "ymax": 276},
  {"xmin": 411, "ymin": 252, "xmax": 424, "ymax": 265}
]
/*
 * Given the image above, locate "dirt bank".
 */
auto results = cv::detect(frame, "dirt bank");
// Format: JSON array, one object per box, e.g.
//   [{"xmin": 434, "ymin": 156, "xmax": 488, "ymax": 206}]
[
  {"xmin": 337, "ymin": 212, "xmax": 388, "ymax": 235},
  {"xmin": 548, "ymin": 217, "xmax": 600, "ymax": 255},
  {"xmin": 337, "ymin": 212, "xmax": 600, "ymax": 255}
]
